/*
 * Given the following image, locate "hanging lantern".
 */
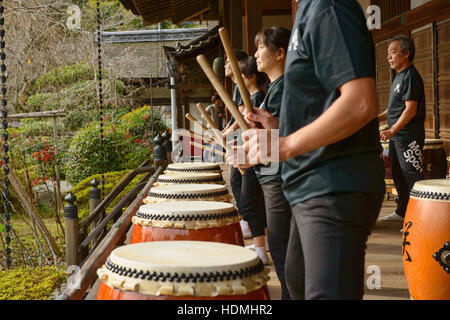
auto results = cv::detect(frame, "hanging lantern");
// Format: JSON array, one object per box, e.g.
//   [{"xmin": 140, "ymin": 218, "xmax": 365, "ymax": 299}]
[{"xmin": 213, "ymin": 49, "xmax": 224, "ymax": 82}]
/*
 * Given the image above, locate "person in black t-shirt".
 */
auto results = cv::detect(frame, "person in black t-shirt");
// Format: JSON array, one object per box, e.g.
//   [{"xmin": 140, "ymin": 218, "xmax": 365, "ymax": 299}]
[
  {"xmin": 378, "ymin": 35, "xmax": 425, "ymax": 223},
  {"xmin": 228, "ymin": 0, "xmax": 385, "ymax": 299},
  {"xmin": 252, "ymin": 26, "xmax": 292, "ymax": 300}
]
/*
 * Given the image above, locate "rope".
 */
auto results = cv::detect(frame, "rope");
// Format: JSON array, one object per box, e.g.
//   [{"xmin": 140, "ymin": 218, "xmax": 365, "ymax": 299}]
[
  {"xmin": 96, "ymin": 0, "xmax": 105, "ymax": 199},
  {"xmin": 0, "ymin": 1, "xmax": 12, "ymax": 269}
]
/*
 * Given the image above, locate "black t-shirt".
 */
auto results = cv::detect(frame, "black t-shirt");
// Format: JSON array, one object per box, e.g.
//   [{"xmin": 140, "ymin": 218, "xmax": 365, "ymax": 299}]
[
  {"xmin": 228, "ymin": 86, "xmax": 244, "ymax": 126},
  {"xmin": 387, "ymin": 64, "xmax": 425, "ymax": 141},
  {"xmin": 250, "ymin": 90, "xmax": 266, "ymax": 108},
  {"xmin": 279, "ymin": 0, "xmax": 385, "ymax": 206},
  {"xmin": 255, "ymin": 75, "xmax": 284, "ymax": 184}
]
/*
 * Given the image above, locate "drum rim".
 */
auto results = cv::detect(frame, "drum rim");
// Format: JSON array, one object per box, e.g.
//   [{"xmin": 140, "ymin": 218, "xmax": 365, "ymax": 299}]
[
  {"xmin": 157, "ymin": 173, "xmax": 224, "ymax": 184},
  {"xmin": 133, "ymin": 201, "xmax": 241, "ymax": 229},
  {"xmin": 410, "ymin": 179, "xmax": 450, "ymax": 202}
]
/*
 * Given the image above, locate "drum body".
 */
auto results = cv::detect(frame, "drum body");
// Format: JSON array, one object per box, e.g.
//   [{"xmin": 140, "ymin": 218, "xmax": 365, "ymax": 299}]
[
  {"xmin": 154, "ymin": 173, "xmax": 225, "ymax": 186},
  {"xmin": 131, "ymin": 201, "xmax": 244, "ymax": 246},
  {"xmin": 403, "ymin": 179, "xmax": 450, "ymax": 300},
  {"xmin": 143, "ymin": 184, "xmax": 232, "ymax": 205},
  {"xmin": 422, "ymin": 139, "xmax": 447, "ymax": 179},
  {"xmin": 97, "ymin": 241, "xmax": 271, "ymax": 300}
]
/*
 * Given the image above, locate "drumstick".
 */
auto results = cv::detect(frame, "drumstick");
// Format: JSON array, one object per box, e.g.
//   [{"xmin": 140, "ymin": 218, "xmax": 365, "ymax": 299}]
[
  {"xmin": 218, "ymin": 27, "xmax": 254, "ymax": 114},
  {"xmin": 177, "ymin": 130, "xmax": 213, "ymax": 144},
  {"xmin": 196, "ymin": 54, "xmax": 250, "ymax": 132},
  {"xmin": 185, "ymin": 113, "xmax": 215, "ymax": 142},
  {"xmin": 195, "ymin": 103, "xmax": 227, "ymax": 148},
  {"xmin": 190, "ymin": 141, "xmax": 225, "ymax": 157}
]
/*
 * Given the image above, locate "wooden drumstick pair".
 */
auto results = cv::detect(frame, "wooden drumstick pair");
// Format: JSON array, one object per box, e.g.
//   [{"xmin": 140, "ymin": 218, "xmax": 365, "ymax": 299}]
[
  {"xmin": 190, "ymin": 141, "xmax": 225, "ymax": 157},
  {"xmin": 197, "ymin": 27, "xmax": 270, "ymax": 172},
  {"xmin": 185, "ymin": 112, "xmax": 225, "ymax": 148}
]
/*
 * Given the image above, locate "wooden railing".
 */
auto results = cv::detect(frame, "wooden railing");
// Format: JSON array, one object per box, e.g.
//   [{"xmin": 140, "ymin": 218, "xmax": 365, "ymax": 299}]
[{"xmin": 57, "ymin": 165, "xmax": 164, "ymax": 300}]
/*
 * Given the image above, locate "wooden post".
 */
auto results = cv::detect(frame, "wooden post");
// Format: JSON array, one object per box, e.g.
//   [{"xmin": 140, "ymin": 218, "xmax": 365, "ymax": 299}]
[
  {"xmin": 244, "ymin": 0, "xmax": 262, "ymax": 55},
  {"xmin": 64, "ymin": 192, "xmax": 79, "ymax": 267},
  {"xmin": 162, "ymin": 131, "xmax": 173, "ymax": 164},
  {"xmin": 89, "ymin": 178, "xmax": 103, "ymax": 248},
  {"xmin": 292, "ymin": 0, "xmax": 298, "ymax": 26},
  {"xmin": 153, "ymin": 134, "xmax": 168, "ymax": 170}
]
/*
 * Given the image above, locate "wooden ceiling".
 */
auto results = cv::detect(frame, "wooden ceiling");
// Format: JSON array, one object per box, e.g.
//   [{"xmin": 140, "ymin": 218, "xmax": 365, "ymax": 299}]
[{"xmin": 119, "ymin": 0, "xmax": 292, "ymax": 25}]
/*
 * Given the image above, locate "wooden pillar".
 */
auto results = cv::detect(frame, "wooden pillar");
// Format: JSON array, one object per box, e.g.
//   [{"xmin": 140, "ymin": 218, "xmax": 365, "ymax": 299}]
[
  {"xmin": 223, "ymin": 0, "xmax": 242, "ymax": 124},
  {"xmin": 292, "ymin": 0, "xmax": 298, "ymax": 26},
  {"xmin": 244, "ymin": 0, "xmax": 262, "ymax": 56},
  {"xmin": 176, "ymin": 89, "xmax": 184, "ymax": 130},
  {"xmin": 230, "ymin": 0, "xmax": 242, "ymax": 49},
  {"xmin": 183, "ymin": 93, "xmax": 190, "ymax": 131}
]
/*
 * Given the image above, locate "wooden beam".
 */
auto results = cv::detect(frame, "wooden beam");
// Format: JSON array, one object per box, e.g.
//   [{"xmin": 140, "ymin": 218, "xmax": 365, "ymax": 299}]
[{"xmin": 244, "ymin": 0, "xmax": 262, "ymax": 55}]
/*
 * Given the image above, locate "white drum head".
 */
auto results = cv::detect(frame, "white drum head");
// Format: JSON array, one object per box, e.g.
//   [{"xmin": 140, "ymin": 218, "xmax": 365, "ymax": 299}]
[
  {"xmin": 410, "ymin": 179, "xmax": 450, "ymax": 202},
  {"xmin": 97, "ymin": 241, "xmax": 269, "ymax": 297}
]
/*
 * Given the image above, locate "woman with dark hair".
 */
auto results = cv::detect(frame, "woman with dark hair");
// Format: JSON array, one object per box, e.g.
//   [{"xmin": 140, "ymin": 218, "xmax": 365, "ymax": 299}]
[{"xmin": 251, "ymin": 26, "xmax": 292, "ymax": 300}]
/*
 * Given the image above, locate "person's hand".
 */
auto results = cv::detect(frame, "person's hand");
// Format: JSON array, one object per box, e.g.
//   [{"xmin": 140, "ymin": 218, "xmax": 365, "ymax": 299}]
[
  {"xmin": 245, "ymin": 108, "xmax": 279, "ymax": 130},
  {"xmin": 223, "ymin": 127, "xmax": 235, "ymax": 139},
  {"xmin": 380, "ymin": 129, "xmax": 394, "ymax": 141},
  {"xmin": 225, "ymin": 128, "xmax": 280, "ymax": 167}
]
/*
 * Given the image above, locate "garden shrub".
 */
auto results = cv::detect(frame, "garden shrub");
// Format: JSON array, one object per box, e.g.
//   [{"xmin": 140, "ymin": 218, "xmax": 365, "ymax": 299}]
[
  {"xmin": 0, "ymin": 266, "xmax": 66, "ymax": 300},
  {"xmin": 71, "ymin": 170, "xmax": 149, "ymax": 222},
  {"xmin": 64, "ymin": 106, "xmax": 167, "ymax": 185},
  {"xmin": 33, "ymin": 63, "xmax": 95, "ymax": 92},
  {"xmin": 64, "ymin": 121, "xmax": 130, "ymax": 185}
]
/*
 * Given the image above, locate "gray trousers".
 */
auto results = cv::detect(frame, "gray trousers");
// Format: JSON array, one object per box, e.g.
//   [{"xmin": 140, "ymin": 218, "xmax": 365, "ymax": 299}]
[
  {"xmin": 260, "ymin": 179, "xmax": 292, "ymax": 300},
  {"xmin": 285, "ymin": 192, "xmax": 384, "ymax": 300}
]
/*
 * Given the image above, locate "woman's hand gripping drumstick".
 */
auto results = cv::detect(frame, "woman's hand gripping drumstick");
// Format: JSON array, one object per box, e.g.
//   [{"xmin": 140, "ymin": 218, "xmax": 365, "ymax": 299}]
[{"xmin": 196, "ymin": 55, "xmax": 250, "ymax": 174}]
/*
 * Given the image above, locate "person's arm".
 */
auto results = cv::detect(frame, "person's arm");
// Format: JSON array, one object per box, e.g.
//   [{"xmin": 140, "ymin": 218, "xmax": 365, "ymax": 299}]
[
  {"xmin": 237, "ymin": 77, "xmax": 379, "ymax": 165},
  {"xmin": 378, "ymin": 109, "xmax": 388, "ymax": 122},
  {"xmin": 380, "ymin": 100, "xmax": 417, "ymax": 141}
]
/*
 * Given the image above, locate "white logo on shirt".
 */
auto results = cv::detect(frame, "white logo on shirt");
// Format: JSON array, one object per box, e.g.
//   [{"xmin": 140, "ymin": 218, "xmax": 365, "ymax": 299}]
[
  {"xmin": 288, "ymin": 28, "xmax": 299, "ymax": 52},
  {"xmin": 403, "ymin": 140, "xmax": 423, "ymax": 173},
  {"xmin": 394, "ymin": 83, "xmax": 400, "ymax": 93}
]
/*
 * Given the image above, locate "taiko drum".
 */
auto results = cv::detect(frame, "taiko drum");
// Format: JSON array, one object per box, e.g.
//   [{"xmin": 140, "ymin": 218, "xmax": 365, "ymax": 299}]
[
  {"xmin": 165, "ymin": 162, "xmax": 222, "ymax": 176},
  {"xmin": 131, "ymin": 201, "xmax": 244, "ymax": 246},
  {"xmin": 142, "ymin": 184, "xmax": 232, "ymax": 205},
  {"xmin": 402, "ymin": 179, "xmax": 450, "ymax": 300},
  {"xmin": 96, "ymin": 241, "xmax": 271, "ymax": 300},
  {"xmin": 154, "ymin": 172, "xmax": 225, "ymax": 186}
]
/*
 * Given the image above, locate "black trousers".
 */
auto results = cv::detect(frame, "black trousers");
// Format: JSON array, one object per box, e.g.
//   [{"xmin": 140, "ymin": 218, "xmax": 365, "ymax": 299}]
[
  {"xmin": 230, "ymin": 166, "xmax": 267, "ymax": 237},
  {"xmin": 390, "ymin": 137, "xmax": 424, "ymax": 217},
  {"xmin": 260, "ymin": 179, "xmax": 292, "ymax": 300},
  {"xmin": 285, "ymin": 192, "xmax": 384, "ymax": 300}
]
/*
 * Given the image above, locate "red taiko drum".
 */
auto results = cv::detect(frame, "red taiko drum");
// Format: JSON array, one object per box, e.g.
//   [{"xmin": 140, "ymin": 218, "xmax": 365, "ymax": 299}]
[
  {"xmin": 143, "ymin": 184, "xmax": 232, "ymax": 205},
  {"xmin": 97, "ymin": 241, "xmax": 271, "ymax": 300},
  {"xmin": 154, "ymin": 172, "xmax": 225, "ymax": 186},
  {"xmin": 402, "ymin": 179, "xmax": 450, "ymax": 300},
  {"xmin": 131, "ymin": 201, "xmax": 244, "ymax": 246}
]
